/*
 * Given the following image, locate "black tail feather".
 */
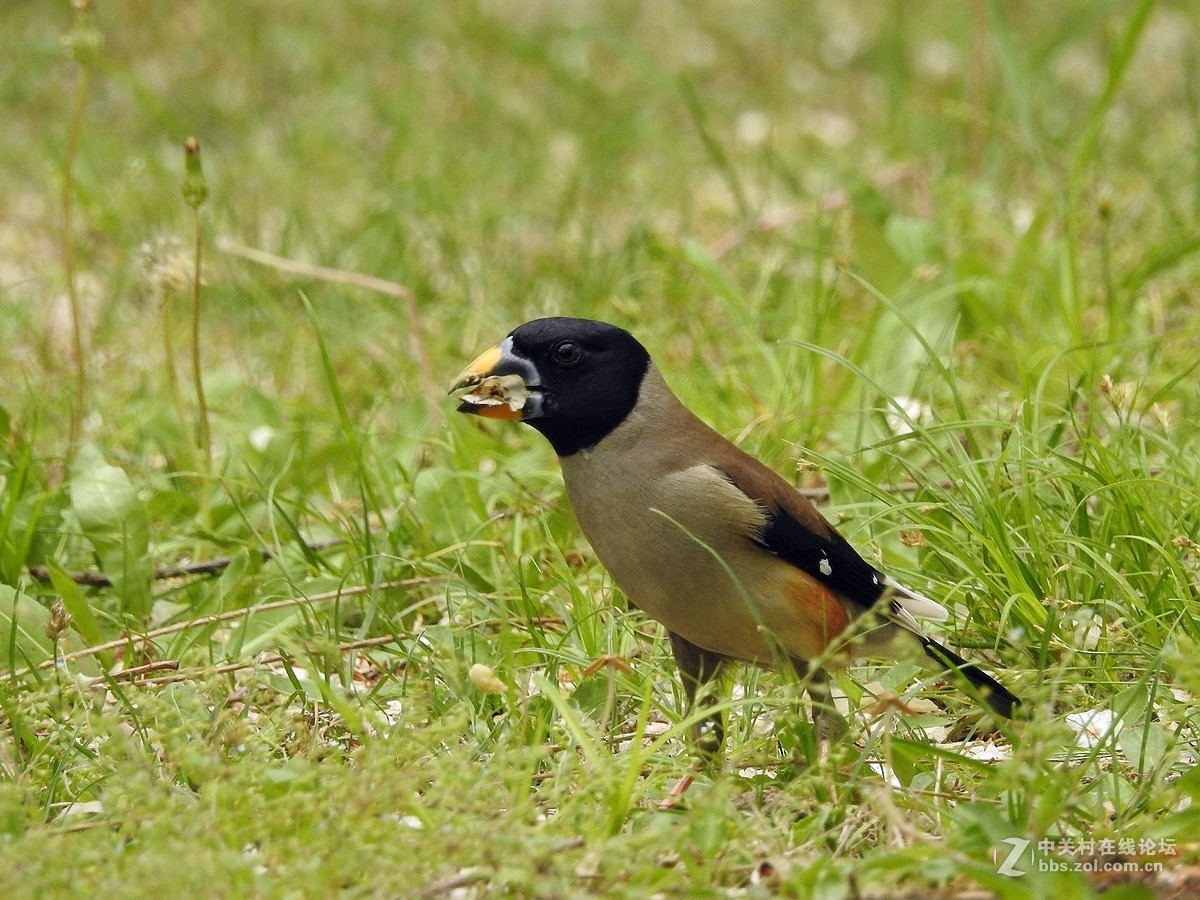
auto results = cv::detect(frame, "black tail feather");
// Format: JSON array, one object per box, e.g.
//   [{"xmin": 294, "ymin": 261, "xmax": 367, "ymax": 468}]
[{"xmin": 920, "ymin": 636, "xmax": 1020, "ymax": 719}]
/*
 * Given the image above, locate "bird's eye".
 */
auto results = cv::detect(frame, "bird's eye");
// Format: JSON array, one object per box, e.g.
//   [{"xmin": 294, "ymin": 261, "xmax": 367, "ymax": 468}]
[{"xmin": 552, "ymin": 340, "xmax": 584, "ymax": 367}]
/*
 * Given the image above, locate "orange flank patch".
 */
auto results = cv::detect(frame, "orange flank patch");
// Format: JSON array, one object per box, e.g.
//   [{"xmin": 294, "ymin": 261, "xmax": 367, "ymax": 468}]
[{"xmin": 780, "ymin": 571, "xmax": 853, "ymax": 662}]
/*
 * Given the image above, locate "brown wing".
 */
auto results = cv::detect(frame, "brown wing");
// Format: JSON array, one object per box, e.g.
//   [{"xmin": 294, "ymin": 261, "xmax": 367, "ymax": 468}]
[{"xmin": 708, "ymin": 444, "xmax": 888, "ymax": 614}]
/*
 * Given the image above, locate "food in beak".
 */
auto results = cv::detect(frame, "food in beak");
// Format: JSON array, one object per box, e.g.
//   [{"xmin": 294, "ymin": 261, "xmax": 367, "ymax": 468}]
[{"xmin": 455, "ymin": 373, "xmax": 531, "ymax": 418}]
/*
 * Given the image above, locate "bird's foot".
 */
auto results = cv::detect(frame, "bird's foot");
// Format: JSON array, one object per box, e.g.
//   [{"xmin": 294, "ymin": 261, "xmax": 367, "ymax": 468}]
[
  {"xmin": 813, "ymin": 705, "xmax": 848, "ymax": 765},
  {"xmin": 659, "ymin": 772, "xmax": 696, "ymax": 809}
]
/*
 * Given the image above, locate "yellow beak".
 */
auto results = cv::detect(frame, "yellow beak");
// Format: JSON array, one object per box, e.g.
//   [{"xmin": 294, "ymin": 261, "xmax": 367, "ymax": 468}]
[
  {"xmin": 448, "ymin": 345, "xmax": 504, "ymax": 395},
  {"xmin": 449, "ymin": 342, "xmax": 532, "ymax": 421}
]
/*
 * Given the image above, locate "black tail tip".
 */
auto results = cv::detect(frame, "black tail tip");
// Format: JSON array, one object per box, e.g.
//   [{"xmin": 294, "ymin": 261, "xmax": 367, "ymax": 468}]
[
  {"xmin": 920, "ymin": 636, "xmax": 1021, "ymax": 719},
  {"xmin": 982, "ymin": 685, "xmax": 1021, "ymax": 720}
]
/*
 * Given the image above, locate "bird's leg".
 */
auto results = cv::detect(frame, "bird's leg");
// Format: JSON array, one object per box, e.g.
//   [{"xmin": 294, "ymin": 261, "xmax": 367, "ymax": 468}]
[
  {"xmin": 669, "ymin": 631, "xmax": 727, "ymax": 757},
  {"xmin": 660, "ymin": 633, "xmax": 727, "ymax": 807},
  {"xmin": 790, "ymin": 659, "xmax": 847, "ymax": 763}
]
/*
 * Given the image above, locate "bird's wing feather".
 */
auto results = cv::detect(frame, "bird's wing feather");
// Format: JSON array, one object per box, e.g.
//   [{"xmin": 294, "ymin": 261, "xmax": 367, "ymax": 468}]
[
  {"xmin": 714, "ymin": 460, "xmax": 1019, "ymax": 715},
  {"xmin": 712, "ymin": 460, "xmax": 890, "ymax": 613},
  {"xmin": 708, "ymin": 452, "xmax": 949, "ymax": 621},
  {"xmin": 659, "ymin": 403, "xmax": 949, "ymax": 621}
]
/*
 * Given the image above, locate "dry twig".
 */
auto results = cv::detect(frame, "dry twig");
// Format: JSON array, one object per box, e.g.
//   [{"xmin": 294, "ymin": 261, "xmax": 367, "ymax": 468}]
[
  {"xmin": 217, "ymin": 238, "xmax": 441, "ymax": 424},
  {"xmin": 131, "ymin": 635, "xmax": 398, "ymax": 686},
  {"xmin": 27, "ymin": 538, "xmax": 347, "ymax": 587},
  {"xmin": 9, "ymin": 577, "xmax": 445, "ymax": 680}
]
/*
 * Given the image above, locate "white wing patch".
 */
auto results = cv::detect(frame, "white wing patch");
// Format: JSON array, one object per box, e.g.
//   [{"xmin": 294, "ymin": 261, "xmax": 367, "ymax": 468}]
[{"xmin": 886, "ymin": 576, "xmax": 950, "ymax": 621}]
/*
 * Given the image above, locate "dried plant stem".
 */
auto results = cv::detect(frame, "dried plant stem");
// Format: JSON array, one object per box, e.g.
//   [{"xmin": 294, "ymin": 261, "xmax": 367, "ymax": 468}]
[
  {"xmin": 132, "ymin": 635, "xmax": 397, "ymax": 686},
  {"xmin": 217, "ymin": 238, "xmax": 442, "ymax": 424},
  {"xmin": 189, "ymin": 204, "xmax": 212, "ymax": 472},
  {"xmin": 966, "ymin": 0, "xmax": 988, "ymax": 178},
  {"xmin": 180, "ymin": 136, "xmax": 213, "ymax": 550},
  {"xmin": 26, "ymin": 536, "xmax": 349, "ymax": 587},
  {"xmin": 9, "ymin": 577, "xmax": 444, "ymax": 679},
  {"xmin": 160, "ymin": 286, "xmax": 197, "ymax": 471},
  {"xmin": 61, "ymin": 52, "xmax": 90, "ymax": 451}
]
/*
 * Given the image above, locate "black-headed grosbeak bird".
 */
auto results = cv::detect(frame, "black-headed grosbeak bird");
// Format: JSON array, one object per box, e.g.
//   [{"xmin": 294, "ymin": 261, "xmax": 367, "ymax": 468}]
[{"xmin": 451, "ymin": 317, "xmax": 1019, "ymax": 751}]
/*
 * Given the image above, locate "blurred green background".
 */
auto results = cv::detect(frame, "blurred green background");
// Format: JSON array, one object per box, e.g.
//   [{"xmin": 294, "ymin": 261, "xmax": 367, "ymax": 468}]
[{"xmin": 5, "ymin": 1, "xmax": 1198, "ymax": 458}]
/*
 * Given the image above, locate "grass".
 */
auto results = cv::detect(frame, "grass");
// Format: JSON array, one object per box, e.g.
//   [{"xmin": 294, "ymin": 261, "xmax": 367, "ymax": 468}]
[{"xmin": 2, "ymin": 1, "xmax": 1199, "ymax": 896}]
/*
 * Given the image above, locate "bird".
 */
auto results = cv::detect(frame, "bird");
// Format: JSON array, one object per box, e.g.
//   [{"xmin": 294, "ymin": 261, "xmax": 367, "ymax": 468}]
[{"xmin": 449, "ymin": 317, "xmax": 1020, "ymax": 755}]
